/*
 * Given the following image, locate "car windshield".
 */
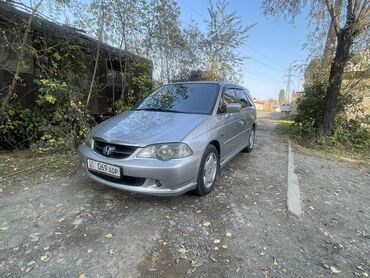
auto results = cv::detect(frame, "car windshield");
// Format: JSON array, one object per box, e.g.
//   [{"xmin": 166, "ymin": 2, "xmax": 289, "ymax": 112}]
[{"xmin": 133, "ymin": 83, "xmax": 220, "ymax": 115}]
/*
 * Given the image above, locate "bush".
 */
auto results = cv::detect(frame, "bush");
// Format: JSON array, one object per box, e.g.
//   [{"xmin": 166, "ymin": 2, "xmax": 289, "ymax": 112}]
[{"xmin": 292, "ymin": 82, "xmax": 370, "ymax": 151}]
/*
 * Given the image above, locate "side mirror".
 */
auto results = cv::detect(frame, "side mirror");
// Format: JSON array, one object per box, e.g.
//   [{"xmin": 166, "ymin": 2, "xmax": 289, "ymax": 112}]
[{"xmin": 226, "ymin": 103, "xmax": 242, "ymax": 113}]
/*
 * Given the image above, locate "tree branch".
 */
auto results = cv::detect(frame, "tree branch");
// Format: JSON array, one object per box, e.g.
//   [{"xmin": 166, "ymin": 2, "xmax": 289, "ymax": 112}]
[{"xmin": 325, "ymin": 0, "xmax": 341, "ymax": 35}]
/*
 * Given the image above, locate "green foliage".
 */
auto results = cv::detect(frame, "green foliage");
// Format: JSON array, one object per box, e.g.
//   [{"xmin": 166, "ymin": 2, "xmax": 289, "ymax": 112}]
[
  {"xmin": 278, "ymin": 89, "xmax": 286, "ymax": 105},
  {"xmin": 0, "ymin": 106, "xmax": 44, "ymax": 148},
  {"xmin": 292, "ymin": 82, "xmax": 370, "ymax": 151}
]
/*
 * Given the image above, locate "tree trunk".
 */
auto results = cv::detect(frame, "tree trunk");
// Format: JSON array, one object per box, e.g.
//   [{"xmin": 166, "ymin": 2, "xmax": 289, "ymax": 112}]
[
  {"xmin": 0, "ymin": 0, "xmax": 42, "ymax": 121},
  {"xmin": 322, "ymin": 28, "xmax": 354, "ymax": 134},
  {"xmin": 86, "ymin": 0, "xmax": 105, "ymax": 106},
  {"xmin": 321, "ymin": 0, "xmax": 342, "ymax": 72}
]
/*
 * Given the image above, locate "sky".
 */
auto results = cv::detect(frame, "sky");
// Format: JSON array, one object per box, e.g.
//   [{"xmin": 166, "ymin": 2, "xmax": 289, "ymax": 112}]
[{"xmin": 178, "ymin": 0, "xmax": 310, "ymax": 101}]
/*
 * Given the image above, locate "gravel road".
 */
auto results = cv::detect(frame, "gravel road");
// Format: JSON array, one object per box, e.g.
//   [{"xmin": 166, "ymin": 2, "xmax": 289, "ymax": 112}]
[{"xmin": 0, "ymin": 112, "xmax": 369, "ymax": 277}]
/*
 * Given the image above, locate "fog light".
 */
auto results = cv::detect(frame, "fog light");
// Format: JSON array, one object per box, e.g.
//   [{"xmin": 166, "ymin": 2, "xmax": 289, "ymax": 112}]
[{"xmin": 155, "ymin": 180, "xmax": 162, "ymax": 187}]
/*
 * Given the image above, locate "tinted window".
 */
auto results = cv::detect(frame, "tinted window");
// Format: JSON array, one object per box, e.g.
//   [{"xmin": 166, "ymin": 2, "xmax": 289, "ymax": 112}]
[
  {"xmin": 133, "ymin": 83, "xmax": 219, "ymax": 115},
  {"xmin": 218, "ymin": 88, "xmax": 237, "ymax": 114},
  {"xmin": 235, "ymin": 89, "xmax": 250, "ymax": 108}
]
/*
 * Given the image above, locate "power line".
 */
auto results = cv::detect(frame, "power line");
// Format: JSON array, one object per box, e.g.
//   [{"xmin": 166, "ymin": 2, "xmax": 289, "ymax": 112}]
[
  {"xmin": 178, "ymin": 0, "xmax": 208, "ymax": 21},
  {"xmin": 244, "ymin": 70, "xmax": 282, "ymax": 82},
  {"xmin": 244, "ymin": 76, "xmax": 282, "ymax": 85},
  {"xmin": 245, "ymin": 45, "xmax": 285, "ymax": 70},
  {"xmin": 247, "ymin": 57, "xmax": 284, "ymax": 74}
]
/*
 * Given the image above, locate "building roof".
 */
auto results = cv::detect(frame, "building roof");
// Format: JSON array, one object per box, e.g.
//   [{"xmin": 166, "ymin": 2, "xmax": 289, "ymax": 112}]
[{"xmin": 0, "ymin": 3, "xmax": 151, "ymax": 65}]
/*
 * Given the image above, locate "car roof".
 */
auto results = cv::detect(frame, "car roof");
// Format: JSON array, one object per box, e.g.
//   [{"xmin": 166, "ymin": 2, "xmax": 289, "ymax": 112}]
[
  {"xmin": 170, "ymin": 81, "xmax": 244, "ymax": 88},
  {"xmin": 171, "ymin": 80, "xmax": 236, "ymax": 85}
]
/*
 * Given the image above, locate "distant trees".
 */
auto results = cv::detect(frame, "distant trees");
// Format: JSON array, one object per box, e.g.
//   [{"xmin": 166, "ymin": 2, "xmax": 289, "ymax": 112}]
[
  {"xmin": 202, "ymin": 0, "xmax": 253, "ymax": 81},
  {"xmin": 278, "ymin": 89, "xmax": 286, "ymax": 105},
  {"xmin": 64, "ymin": 0, "xmax": 252, "ymax": 83}
]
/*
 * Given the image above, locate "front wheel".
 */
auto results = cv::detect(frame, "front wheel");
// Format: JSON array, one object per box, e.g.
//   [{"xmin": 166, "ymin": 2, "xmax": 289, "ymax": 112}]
[{"xmin": 193, "ymin": 145, "xmax": 219, "ymax": 196}]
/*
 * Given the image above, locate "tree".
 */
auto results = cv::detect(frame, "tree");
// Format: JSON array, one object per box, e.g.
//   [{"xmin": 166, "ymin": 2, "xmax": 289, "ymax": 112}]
[
  {"xmin": 203, "ymin": 0, "xmax": 253, "ymax": 81},
  {"xmin": 304, "ymin": 58, "xmax": 323, "ymax": 86},
  {"xmin": 262, "ymin": 0, "xmax": 369, "ymax": 134},
  {"xmin": 278, "ymin": 89, "xmax": 286, "ymax": 105},
  {"xmin": 0, "ymin": 0, "xmax": 43, "ymax": 120},
  {"xmin": 322, "ymin": 0, "xmax": 369, "ymax": 134}
]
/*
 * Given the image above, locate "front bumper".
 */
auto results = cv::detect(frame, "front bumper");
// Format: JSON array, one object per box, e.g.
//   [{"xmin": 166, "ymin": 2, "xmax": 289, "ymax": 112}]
[{"xmin": 78, "ymin": 143, "xmax": 199, "ymax": 196}]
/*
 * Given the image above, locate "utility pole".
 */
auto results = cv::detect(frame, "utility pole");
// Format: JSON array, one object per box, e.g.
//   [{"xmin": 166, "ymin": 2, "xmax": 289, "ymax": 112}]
[{"xmin": 284, "ymin": 66, "xmax": 293, "ymax": 103}]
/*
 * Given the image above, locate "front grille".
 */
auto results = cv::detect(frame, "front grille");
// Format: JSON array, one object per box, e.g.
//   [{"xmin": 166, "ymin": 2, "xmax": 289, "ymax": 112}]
[
  {"xmin": 89, "ymin": 170, "xmax": 146, "ymax": 186},
  {"xmin": 93, "ymin": 139, "xmax": 138, "ymax": 159}
]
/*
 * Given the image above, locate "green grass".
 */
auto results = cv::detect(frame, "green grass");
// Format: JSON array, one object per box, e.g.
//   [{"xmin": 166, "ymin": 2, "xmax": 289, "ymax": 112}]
[
  {"xmin": 0, "ymin": 150, "xmax": 77, "ymax": 178},
  {"xmin": 276, "ymin": 118, "xmax": 370, "ymax": 163}
]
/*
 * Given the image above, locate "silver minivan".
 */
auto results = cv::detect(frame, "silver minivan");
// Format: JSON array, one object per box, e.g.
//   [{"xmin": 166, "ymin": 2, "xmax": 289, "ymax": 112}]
[{"xmin": 78, "ymin": 81, "xmax": 256, "ymax": 196}]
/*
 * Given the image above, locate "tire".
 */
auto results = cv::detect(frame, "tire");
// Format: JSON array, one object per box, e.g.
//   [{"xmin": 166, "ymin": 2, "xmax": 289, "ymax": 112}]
[
  {"xmin": 243, "ymin": 126, "xmax": 255, "ymax": 153},
  {"xmin": 193, "ymin": 144, "xmax": 219, "ymax": 196}
]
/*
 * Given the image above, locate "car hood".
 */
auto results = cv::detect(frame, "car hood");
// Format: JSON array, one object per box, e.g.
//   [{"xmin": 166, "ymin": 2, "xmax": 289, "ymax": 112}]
[{"xmin": 93, "ymin": 110, "xmax": 207, "ymax": 146}]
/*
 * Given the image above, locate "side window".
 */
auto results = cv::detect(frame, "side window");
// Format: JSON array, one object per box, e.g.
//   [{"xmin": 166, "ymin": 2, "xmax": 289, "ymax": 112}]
[
  {"xmin": 246, "ymin": 89, "xmax": 255, "ymax": 107},
  {"xmin": 235, "ymin": 89, "xmax": 250, "ymax": 108},
  {"xmin": 218, "ymin": 88, "xmax": 237, "ymax": 114}
]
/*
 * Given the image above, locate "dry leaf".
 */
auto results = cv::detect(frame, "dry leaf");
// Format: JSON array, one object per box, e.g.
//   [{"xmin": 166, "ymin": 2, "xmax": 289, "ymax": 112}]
[
  {"xmin": 222, "ymin": 244, "xmax": 228, "ymax": 249},
  {"xmin": 235, "ymin": 266, "xmax": 241, "ymax": 273},
  {"xmin": 0, "ymin": 188, "xmax": 3, "ymax": 193},
  {"xmin": 87, "ymin": 248, "xmax": 94, "ymax": 254},
  {"xmin": 40, "ymin": 255, "xmax": 50, "ymax": 262},
  {"xmin": 79, "ymin": 274, "xmax": 87, "ymax": 278},
  {"xmin": 330, "ymin": 266, "xmax": 341, "ymax": 274},
  {"xmin": 25, "ymin": 266, "xmax": 33, "ymax": 273},
  {"xmin": 213, "ymin": 239, "xmax": 220, "ymax": 244},
  {"xmin": 214, "ymin": 247, "xmax": 219, "ymax": 250},
  {"xmin": 105, "ymin": 233, "xmax": 113, "ymax": 239},
  {"xmin": 165, "ymin": 215, "xmax": 171, "ymax": 219},
  {"xmin": 362, "ymin": 273, "xmax": 368, "ymax": 277},
  {"xmin": 43, "ymin": 246, "xmax": 50, "ymax": 251},
  {"xmin": 177, "ymin": 247, "xmax": 188, "ymax": 254},
  {"xmin": 203, "ymin": 221, "xmax": 211, "ymax": 227},
  {"xmin": 226, "ymin": 232, "xmax": 232, "ymax": 237}
]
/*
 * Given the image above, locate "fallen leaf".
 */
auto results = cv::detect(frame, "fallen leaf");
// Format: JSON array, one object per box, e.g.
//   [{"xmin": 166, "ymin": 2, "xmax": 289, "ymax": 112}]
[
  {"xmin": 43, "ymin": 246, "xmax": 50, "ymax": 251},
  {"xmin": 177, "ymin": 248, "xmax": 188, "ymax": 254},
  {"xmin": 39, "ymin": 203, "xmax": 44, "ymax": 208},
  {"xmin": 0, "ymin": 188, "xmax": 3, "ymax": 192},
  {"xmin": 214, "ymin": 247, "xmax": 219, "ymax": 250},
  {"xmin": 235, "ymin": 266, "xmax": 241, "ymax": 273},
  {"xmin": 213, "ymin": 239, "xmax": 220, "ymax": 244},
  {"xmin": 363, "ymin": 273, "xmax": 368, "ymax": 277},
  {"xmin": 87, "ymin": 248, "xmax": 94, "ymax": 254},
  {"xmin": 79, "ymin": 274, "xmax": 87, "ymax": 278},
  {"xmin": 222, "ymin": 244, "xmax": 228, "ymax": 249},
  {"xmin": 40, "ymin": 255, "xmax": 50, "ymax": 262},
  {"xmin": 165, "ymin": 215, "xmax": 171, "ymax": 219},
  {"xmin": 25, "ymin": 266, "xmax": 33, "ymax": 273},
  {"xmin": 330, "ymin": 266, "xmax": 341, "ymax": 274},
  {"xmin": 104, "ymin": 233, "xmax": 113, "ymax": 239},
  {"xmin": 226, "ymin": 232, "xmax": 232, "ymax": 237},
  {"xmin": 203, "ymin": 221, "xmax": 211, "ymax": 227}
]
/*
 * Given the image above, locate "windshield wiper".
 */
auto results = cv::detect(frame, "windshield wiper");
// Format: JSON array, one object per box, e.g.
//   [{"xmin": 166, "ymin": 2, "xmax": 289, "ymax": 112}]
[{"xmin": 133, "ymin": 108, "xmax": 185, "ymax": 113}]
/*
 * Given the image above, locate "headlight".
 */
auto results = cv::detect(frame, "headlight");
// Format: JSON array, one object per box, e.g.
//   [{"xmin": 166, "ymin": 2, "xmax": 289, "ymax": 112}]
[{"xmin": 137, "ymin": 143, "xmax": 193, "ymax": 160}]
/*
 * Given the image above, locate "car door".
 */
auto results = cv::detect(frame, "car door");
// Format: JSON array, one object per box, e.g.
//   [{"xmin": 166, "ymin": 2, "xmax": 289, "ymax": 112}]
[
  {"xmin": 243, "ymin": 88, "xmax": 256, "ymax": 132},
  {"xmin": 235, "ymin": 88, "xmax": 250, "ymax": 146},
  {"xmin": 217, "ymin": 87, "xmax": 243, "ymax": 158}
]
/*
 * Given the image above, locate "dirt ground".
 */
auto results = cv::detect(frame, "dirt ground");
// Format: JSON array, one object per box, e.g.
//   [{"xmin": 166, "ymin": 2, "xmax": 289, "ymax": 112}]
[{"xmin": 0, "ymin": 112, "xmax": 369, "ymax": 278}]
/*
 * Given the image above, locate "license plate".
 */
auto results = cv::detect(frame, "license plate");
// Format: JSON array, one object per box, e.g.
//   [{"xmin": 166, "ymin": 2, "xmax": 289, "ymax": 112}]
[{"xmin": 87, "ymin": 159, "xmax": 121, "ymax": 178}]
